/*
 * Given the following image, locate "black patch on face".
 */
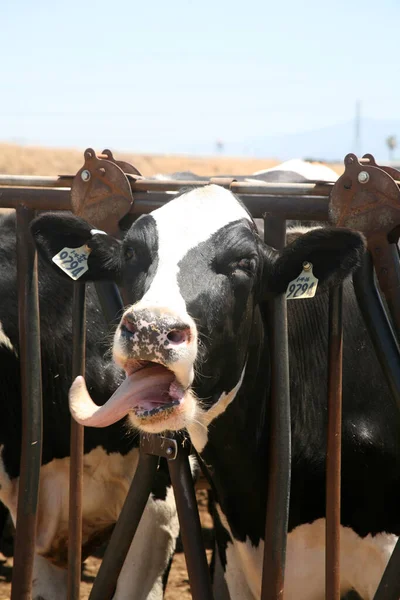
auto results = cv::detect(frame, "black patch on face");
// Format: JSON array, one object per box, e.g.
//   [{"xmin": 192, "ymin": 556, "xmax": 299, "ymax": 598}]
[
  {"xmin": 176, "ymin": 219, "xmax": 261, "ymax": 402},
  {"xmin": 121, "ymin": 215, "xmax": 159, "ymax": 304}
]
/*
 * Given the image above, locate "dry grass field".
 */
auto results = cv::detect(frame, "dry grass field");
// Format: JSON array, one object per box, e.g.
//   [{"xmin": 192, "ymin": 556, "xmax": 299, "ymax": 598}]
[
  {"xmin": 0, "ymin": 142, "xmax": 344, "ymax": 177},
  {"xmin": 0, "ymin": 142, "xmax": 344, "ymax": 598}
]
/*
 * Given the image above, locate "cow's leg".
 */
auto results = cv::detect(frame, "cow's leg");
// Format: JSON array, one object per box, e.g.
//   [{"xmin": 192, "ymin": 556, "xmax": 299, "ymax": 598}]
[
  {"xmin": 112, "ymin": 486, "xmax": 179, "ymax": 600},
  {"xmin": 32, "ymin": 555, "xmax": 68, "ymax": 600}
]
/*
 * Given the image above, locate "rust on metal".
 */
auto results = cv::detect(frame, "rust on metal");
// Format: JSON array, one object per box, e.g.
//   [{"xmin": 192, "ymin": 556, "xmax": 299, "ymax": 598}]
[
  {"xmin": 140, "ymin": 434, "xmax": 178, "ymax": 460},
  {"xmin": 261, "ymin": 216, "xmax": 291, "ymax": 600},
  {"xmin": 362, "ymin": 153, "xmax": 400, "ymax": 181},
  {"xmin": 11, "ymin": 206, "xmax": 43, "ymax": 600},
  {"xmin": 330, "ymin": 153, "xmax": 400, "ymax": 333},
  {"xmin": 71, "ymin": 148, "xmax": 134, "ymax": 235},
  {"xmin": 326, "ymin": 285, "xmax": 344, "ymax": 600},
  {"xmin": 99, "ymin": 148, "xmax": 142, "ymax": 178}
]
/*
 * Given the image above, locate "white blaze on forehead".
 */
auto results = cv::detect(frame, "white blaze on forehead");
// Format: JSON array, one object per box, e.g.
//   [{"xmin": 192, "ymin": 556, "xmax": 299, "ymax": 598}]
[{"xmin": 138, "ymin": 184, "xmax": 252, "ymax": 313}]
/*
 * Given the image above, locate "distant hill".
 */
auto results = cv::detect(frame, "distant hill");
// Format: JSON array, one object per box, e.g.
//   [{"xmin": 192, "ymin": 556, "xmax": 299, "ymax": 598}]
[{"xmin": 226, "ymin": 118, "xmax": 400, "ymax": 163}]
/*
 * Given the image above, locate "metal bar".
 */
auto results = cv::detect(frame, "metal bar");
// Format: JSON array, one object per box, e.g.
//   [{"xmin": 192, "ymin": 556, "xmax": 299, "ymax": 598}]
[
  {"xmin": 167, "ymin": 444, "xmax": 214, "ymax": 600},
  {"xmin": 67, "ymin": 283, "xmax": 86, "ymax": 600},
  {"xmin": 0, "ymin": 174, "xmax": 73, "ymax": 187},
  {"xmin": 261, "ymin": 217, "xmax": 291, "ymax": 600},
  {"xmin": 353, "ymin": 253, "xmax": 400, "ymax": 408},
  {"xmin": 373, "ymin": 539, "xmax": 400, "ymax": 599},
  {"xmin": 0, "ymin": 173, "xmax": 335, "ymax": 195},
  {"xmin": 0, "ymin": 188, "xmax": 331, "ymax": 221},
  {"xmin": 352, "ymin": 254, "xmax": 400, "ymax": 600},
  {"xmin": 11, "ymin": 205, "xmax": 43, "ymax": 600},
  {"xmin": 0, "ymin": 188, "xmax": 71, "ymax": 210},
  {"xmin": 325, "ymin": 285, "xmax": 343, "ymax": 600},
  {"xmin": 129, "ymin": 193, "xmax": 330, "ymax": 221},
  {"xmin": 130, "ymin": 178, "xmax": 335, "ymax": 196},
  {"xmin": 374, "ymin": 242, "xmax": 400, "ymax": 337},
  {"xmin": 88, "ymin": 451, "xmax": 159, "ymax": 600}
]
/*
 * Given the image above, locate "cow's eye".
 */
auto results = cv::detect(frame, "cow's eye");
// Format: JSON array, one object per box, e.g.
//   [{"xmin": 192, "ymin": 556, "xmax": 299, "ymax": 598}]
[
  {"xmin": 124, "ymin": 247, "xmax": 135, "ymax": 260},
  {"xmin": 233, "ymin": 257, "xmax": 257, "ymax": 275}
]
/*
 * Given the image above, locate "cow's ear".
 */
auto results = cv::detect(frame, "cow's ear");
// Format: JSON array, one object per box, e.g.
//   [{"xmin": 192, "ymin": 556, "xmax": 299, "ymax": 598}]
[
  {"xmin": 263, "ymin": 227, "xmax": 366, "ymax": 296},
  {"xmin": 31, "ymin": 212, "xmax": 123, "ymax": 282}
]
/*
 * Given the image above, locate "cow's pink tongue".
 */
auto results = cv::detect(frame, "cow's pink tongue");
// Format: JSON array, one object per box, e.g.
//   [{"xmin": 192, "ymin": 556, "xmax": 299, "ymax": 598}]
[{"xmin": 69, "ymin": 364, "xmax": 180, "ymax": 428}]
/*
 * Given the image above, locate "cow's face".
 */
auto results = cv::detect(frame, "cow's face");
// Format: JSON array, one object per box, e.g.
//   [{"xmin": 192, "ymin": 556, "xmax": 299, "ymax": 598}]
[
  {"xmin": 111, "ymin": 185, "xmax": 262, "ymax": 434},
  {"xmin": 32, "ymin": 186, "xmax": 365, "ymax": 439}
]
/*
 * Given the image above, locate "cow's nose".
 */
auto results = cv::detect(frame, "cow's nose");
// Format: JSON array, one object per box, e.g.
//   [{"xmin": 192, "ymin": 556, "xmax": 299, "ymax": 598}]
[{"xmin": 121, "ymin": 311, "xmax": 192, "ymax": 349}]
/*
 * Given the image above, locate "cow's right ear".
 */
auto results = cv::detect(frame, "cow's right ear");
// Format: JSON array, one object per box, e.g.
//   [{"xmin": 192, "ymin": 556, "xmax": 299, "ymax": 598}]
[{"xmin": 31, "ymin": 212, "xmax": 123, "ymax": 282}]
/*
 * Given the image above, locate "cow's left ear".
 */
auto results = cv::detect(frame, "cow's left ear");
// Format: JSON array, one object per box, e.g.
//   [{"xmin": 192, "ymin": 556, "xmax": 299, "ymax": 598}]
[
  {"xmin": 31, "ymin": 212, "xmax": 123, "ymax": 282},
  {"xmin": 263, "ymin": 227, "xmax": 366, "ymax": 296}
]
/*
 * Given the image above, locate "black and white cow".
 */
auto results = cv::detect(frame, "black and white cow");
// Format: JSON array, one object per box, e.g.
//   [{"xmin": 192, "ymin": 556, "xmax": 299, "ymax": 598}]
[
  {"xmin": 32, "ymin": 178, "xmax": 400, "ymax": 600},
  {"xmin": 0, "ymin": 212, "xmax": 179, "ymax": 599}
]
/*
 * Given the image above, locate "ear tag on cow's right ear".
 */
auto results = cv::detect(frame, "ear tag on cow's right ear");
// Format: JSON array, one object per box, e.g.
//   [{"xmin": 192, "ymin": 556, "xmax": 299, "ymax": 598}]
[
  {"xmin": 286, "ymin": 262, "xmax": 318, "ymax": 300},
  {"xmin": 52, "ymin": 245, "xmax": 92, "ymax": 280}
]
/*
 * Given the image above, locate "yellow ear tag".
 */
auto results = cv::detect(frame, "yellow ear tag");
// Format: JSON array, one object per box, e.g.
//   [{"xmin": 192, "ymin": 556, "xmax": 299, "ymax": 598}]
[
  {"xmin": 285, "ymin": 262, "xmax": 318, "ymax": 300},
  {"xmin": 52, "ymin": 245, "xmax": 92, "ymax": 280}
]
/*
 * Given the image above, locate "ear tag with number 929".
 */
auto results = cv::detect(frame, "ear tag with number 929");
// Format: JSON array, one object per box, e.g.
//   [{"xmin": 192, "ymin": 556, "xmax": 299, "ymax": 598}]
[
  {"xmin": 286, "ymin": 262, "xmax": 318, "ymax": 300},
  {"xmin": 52, "ymin": 245, "xmax": 92, "ymax": 280}
]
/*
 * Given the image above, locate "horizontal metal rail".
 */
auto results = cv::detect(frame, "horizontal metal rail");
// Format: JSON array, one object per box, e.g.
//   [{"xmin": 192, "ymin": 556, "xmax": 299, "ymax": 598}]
[
  {"xmin": 0, "ymin": 173, "xmax": 336, "ymax": 196},
  {"xmin": 0, "ymin": 188, "xmax": 331, "ymax": 221}
]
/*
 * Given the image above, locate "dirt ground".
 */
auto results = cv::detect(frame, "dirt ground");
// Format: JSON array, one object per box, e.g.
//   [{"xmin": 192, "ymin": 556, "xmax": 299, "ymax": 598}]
[{"xmin": 0, "ymin": 143, "xmax": 343, "ymax": 598}]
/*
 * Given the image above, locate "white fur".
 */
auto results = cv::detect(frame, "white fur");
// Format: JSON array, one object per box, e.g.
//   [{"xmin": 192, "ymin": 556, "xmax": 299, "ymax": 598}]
[
  {"xmin": 188, "ymin": 366, "xmax": 247, "ymax": 452},
  {"xmin": 32, "ymin": 555, "xmax": 68, "ymax": 600},
  {"xmin": 113, "ymin": 486, "xmax": 179, "ymax": 600},
  {"xmin": 215, "ymin": 503, "xmax": 396, "ymax": 600},
  {"xmin": 0, "ymin": 446, "xmax": 177, "ymax": 599},
  {"xmin": 137, "ymin": 184, "xmax": 252, "ymax": 317},
  {"xmin": 0, "ymin": 320, "xmax": 15, "ymax": 354}
]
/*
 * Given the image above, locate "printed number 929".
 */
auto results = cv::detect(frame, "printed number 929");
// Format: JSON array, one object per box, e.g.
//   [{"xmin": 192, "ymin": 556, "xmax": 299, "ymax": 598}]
[{"xmin": 287, "ymin": 282, "xmax": 315, "ymax": 298}]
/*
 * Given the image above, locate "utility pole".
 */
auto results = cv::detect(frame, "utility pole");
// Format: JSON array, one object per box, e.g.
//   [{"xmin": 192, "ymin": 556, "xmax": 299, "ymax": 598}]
[
  {"xmin": 386, "ymin": 135, "xmax": 397, "ymax": 161},
  {"xmin": 354, "ymin": 100, "xmax": 361, "ymax": 157}
]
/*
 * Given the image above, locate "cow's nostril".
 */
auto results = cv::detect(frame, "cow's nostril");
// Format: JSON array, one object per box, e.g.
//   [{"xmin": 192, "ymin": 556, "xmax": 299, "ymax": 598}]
[
  {"xmin": 167, "ymin": 328, "xmax": 191, "ymax": 344},
  {"xmin": 122, "ymin": 317, "xmax": 136, "ymax": 335}
]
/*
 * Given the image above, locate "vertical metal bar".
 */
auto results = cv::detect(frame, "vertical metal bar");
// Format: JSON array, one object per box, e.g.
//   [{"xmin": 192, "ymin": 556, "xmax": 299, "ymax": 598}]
[
  {"xmin": 167, "ymin": 445, "xmax": 214, "ymax": 600},
  {"xmin": 11, "ymin": 205, "xmax": 43, "ymax": 600},
  {"xmin": 373, "ymin": 540, "xmax": 400, "ymax": 600},
  {"xmin": 353, "ymin": 253, "xmax": 400, "ymax": 409},
  {"xmin": 325, "ymin": 285, "xmax": 343, "ymax": 600},
  {"xmin": 352, "ymin": 254, "xmax": 400, "ymax": 600},
  {"xmin": 68, "ymin": 283, "xmax": 86, "ymax": 600},
  {"xmin": 261, "ymin": 216, "xmax": 291, "ymax": 600},
  {"xmin": 89, "ymin": 451, "xmax": 159, "ymax": 600}
]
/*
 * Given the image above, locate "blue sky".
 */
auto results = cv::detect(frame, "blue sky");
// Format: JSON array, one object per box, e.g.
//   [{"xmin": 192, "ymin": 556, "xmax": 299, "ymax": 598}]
[{"xmin": 1, "ymin": 0, "xmax": 399, "ymax": 156}]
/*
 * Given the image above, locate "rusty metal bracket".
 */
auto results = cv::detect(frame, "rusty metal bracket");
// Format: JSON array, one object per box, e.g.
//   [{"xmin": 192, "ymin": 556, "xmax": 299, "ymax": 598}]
[
  {"xmin": 361, "ymin": 153, "xmax": 400, "ymax": 181},
  {"xmin": 70, "ymin": 148, "xmax": 135, "ymax": 236},
  {"xmin": 330, "ymin": 153, "xmax": 400, "ymax": 334},
  {"xmin": 140, "ymin": 434, "xmax": 178, "ymax": 460},
  {"xmin": 99, "ymin": 149, "xmax": 143, "ymax": 179}
]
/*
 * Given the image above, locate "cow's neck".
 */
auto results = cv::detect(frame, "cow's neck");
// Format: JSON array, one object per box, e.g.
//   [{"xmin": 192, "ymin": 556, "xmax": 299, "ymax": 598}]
[{"xmin": 193, "ymin": 305, "xmax": 271, "ymax": 543}]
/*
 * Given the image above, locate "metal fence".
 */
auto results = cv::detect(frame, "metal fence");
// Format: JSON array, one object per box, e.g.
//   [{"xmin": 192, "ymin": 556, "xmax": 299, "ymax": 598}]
[{"xmin": 1, "ymin": 150, "xmax": 400, "ymax": 600}]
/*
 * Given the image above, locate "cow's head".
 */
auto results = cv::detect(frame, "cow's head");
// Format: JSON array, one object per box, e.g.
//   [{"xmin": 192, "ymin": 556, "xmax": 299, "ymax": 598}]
[{"xmin": 32, "ymin": 185, "xmax": 365, "ymax": 441}]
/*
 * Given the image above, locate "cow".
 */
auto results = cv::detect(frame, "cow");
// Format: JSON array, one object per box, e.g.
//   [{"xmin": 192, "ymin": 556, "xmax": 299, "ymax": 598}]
[
  {"xmin": 31, "ymin": 180, "xmax": 400, "ymax": 600},
  {"xmin": 0, "ymin": 211, "xmax": 179, "ymax": 600}
]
